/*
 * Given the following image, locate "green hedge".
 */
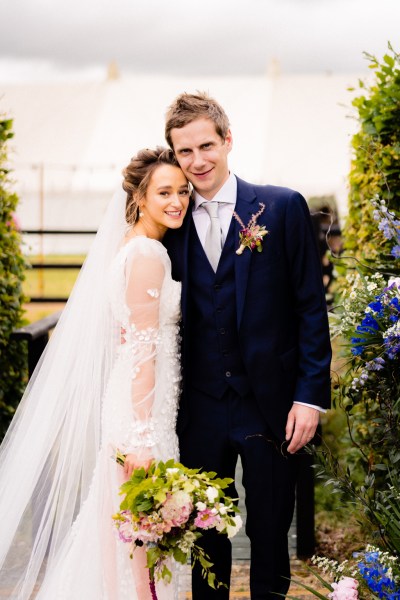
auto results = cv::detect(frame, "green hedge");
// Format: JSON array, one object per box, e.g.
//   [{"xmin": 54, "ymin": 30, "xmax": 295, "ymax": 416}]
[
  {"xmin": 344, "ymin": 44, "xmax": 400, "ymax": 269},
  {"xmin": 0, "ymin": 118, "xmax": 28, "ymax": 440}
]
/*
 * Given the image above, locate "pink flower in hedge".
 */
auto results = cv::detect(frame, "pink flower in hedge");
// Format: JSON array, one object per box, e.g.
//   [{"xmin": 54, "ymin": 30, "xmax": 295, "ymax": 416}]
[
  {"xmin": 329, "ymin": 577, "xmax": 359, "ymax": 600},
  {"xmin": 194, "ymin": 508, "xmax": 220, "ymax": 529}
]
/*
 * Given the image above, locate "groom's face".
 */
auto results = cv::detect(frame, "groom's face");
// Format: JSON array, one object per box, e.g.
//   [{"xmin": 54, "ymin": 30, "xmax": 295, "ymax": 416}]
[{"xmin": 170, "ymin": 117, "xmax": 232, "ymax": 200}]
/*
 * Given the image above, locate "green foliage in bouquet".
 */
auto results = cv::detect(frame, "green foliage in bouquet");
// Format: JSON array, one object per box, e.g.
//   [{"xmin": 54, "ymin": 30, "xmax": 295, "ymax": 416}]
[
  {"xmin": 0, "ymin": 117, "xmax": 28, "ymax": 440},
  {"xmin": 344, "ymin": 43, "xmax": 400, "ymax": 271},
  {"xmin": 113, "ymin": 457, "xmax": 242, "ymax": 593}
]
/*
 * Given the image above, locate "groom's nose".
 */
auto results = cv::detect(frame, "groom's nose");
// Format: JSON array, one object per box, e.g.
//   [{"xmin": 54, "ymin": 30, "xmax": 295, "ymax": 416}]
[{"xmin": 192, "ymin": 150, "xmax": 206, "ymax": 170}]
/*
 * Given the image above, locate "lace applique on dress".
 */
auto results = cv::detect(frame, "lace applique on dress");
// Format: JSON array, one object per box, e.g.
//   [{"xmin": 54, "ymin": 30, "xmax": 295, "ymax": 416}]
[{"xmin": 103, "ymin": 236, "xmax": 181, "ymax": 459}]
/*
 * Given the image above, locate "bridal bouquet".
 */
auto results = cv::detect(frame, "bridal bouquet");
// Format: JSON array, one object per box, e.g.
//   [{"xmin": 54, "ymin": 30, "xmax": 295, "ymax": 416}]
[{"xmin": 112, "ymin": 455, "xmax": 242, "ymax": 595}]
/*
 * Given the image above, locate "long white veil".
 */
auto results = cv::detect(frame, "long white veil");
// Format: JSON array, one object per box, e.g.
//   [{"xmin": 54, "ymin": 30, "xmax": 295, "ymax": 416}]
[{"xmin": 0, "ymin": 187, "xmax": 127, "ymax": 598}]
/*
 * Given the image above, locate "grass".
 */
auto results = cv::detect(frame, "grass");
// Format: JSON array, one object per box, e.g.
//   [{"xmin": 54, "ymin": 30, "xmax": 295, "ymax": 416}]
[
  {"xmin": 23, "ymin": 254, "xmax": 84, "ymax": 298},
  {"xmin": 22, "ymin": 254, "xmax": 84, "ymax": 323}
]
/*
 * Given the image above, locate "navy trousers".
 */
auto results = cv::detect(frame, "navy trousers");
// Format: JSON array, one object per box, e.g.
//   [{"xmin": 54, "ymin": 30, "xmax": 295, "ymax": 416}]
[{"xmin": 179, "ymin": 387, "xmax": 297, "ymax": 600}]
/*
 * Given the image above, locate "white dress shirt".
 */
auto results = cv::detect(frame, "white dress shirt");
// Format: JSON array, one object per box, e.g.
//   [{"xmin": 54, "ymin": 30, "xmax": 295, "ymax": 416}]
[
  {"xmin": 192, "ymin": 173, "xmax": 325, "ymax": 414},
  {"xmin": 192, "ymin": 172, "xmax": 237, "ymax": 246}
]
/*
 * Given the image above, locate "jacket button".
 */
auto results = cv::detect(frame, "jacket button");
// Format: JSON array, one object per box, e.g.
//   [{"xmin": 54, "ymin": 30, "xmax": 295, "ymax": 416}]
[
  {"xmin": 214, "ymin": 284, "xmax": 221, "ymax": 291},
  {"xmin": 225, "ymin": 371, "xmax": 232, "ymax": 378},
  {"xmin": 219, "ymin": 328, "xmax": 226, "ymax": 335}
]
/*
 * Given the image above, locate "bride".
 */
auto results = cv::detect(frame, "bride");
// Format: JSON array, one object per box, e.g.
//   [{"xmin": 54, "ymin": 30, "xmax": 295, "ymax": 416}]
[{"xmin": 0, "ymin": 147, "xmax": 190, "ymax": 599}]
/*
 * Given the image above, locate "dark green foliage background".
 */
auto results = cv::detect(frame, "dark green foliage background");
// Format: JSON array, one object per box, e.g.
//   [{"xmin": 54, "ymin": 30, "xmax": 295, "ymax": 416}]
[
  {"xmin": 0, "ymin": 118, "xmax": 28, "ymax": 439},
  {"xmin": 317, "ymin": 46, "xmax": 400, "ymax": 556},
  {"xmin": 344, "ymin": 45, "xmax": 400, "ymax": 270}
]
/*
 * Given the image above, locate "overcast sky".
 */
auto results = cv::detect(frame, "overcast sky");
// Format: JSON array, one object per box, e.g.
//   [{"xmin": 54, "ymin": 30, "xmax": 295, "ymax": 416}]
[{"xmin": 0, "ymin": 0, "xmax": 399, "ymax": 82}]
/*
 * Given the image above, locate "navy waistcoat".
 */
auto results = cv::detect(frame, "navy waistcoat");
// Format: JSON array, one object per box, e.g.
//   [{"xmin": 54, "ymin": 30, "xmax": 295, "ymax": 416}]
[{"xmin": 186, "ymin": 218, "xmax": 250, "ymax": 398}]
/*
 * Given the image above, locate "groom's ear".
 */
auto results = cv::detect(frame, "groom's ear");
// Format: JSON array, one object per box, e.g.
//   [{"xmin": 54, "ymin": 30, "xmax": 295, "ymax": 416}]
[{"xmin": 224, "ymin": 129, "xmax": 233, "ymax": 152}]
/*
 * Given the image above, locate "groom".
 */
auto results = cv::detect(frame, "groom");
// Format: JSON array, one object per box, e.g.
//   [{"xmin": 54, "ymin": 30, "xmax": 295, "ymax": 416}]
[{"xmin": 163, "ymin": 92, "xmax": 331, "ymax": 599}]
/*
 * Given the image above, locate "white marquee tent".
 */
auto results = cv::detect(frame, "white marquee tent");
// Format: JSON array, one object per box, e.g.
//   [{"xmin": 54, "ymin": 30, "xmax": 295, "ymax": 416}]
[{"xmin": 1, "ymin": 68, "xmax": 361, "ymax": 252}]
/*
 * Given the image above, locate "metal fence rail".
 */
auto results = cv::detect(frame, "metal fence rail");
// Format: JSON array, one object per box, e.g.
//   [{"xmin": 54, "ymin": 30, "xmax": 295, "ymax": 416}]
[
  {"xmin": 22, "ymin": 229, "xmax": 95, "ymax": 302},
  {"xmin": 11, "ymin": 311, "xmax": 62, "ymax": 377}
]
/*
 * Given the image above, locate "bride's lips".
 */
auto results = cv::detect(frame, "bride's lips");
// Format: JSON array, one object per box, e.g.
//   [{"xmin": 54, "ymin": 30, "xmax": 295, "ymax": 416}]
[{"xmin": 165, "ymin": 210, "xmax": 183, "ymax": 219}]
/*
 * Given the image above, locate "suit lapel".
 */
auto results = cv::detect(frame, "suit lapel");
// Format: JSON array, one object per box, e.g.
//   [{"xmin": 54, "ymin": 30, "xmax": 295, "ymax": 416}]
[
  {"xmin": 233, "ymin": 177, "xmax": 257, "ymax": 328},
  {"xmin": 181, "ymin": 212, "xmax": 193, "ymax": 322}
]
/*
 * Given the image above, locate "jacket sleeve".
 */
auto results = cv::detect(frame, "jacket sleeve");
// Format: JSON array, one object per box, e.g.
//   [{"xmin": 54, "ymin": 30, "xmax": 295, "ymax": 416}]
[{"xmin": 284, "ymin": 191, "xmax": 332, "ymax": 409}]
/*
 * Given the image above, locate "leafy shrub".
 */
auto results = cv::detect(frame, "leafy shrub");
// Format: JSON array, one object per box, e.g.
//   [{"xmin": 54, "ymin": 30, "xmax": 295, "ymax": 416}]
[
  {"xmin": 315, "ymin": 45, "xmax": 400, "ymax": 556},
  {"xmin": 0, "ymin": 117, "xmax": 28, "ymax": 439},
  {"xmin": 344, "ymin": 44, "xmax": 400, "ymax": 271}
]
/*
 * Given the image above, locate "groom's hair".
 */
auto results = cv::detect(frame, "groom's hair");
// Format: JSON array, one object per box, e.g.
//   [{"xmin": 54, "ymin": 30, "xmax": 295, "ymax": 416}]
[{"xmin": 165, "ymin": 92, "xmax": 230, "ymax": 149}]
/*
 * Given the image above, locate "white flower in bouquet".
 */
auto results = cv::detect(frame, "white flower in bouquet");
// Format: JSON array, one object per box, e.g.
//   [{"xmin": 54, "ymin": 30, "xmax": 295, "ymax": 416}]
[
  {"xmin": 205, "ymin": 486, "xmax": 219, "ymax": 502},
  {"xmin": 225, "ymin": 515, "xmax": 243, "ymax": 538}
]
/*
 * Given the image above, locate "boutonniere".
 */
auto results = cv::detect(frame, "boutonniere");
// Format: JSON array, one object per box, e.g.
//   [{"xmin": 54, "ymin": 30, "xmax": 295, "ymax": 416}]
[{"xmin": 233, "ymin": 202, "xmax": 269, "ymax": 255}]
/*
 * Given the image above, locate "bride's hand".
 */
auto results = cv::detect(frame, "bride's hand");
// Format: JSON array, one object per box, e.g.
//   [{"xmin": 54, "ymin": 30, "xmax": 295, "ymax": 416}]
[{"xmin": 123, "ymin": 449, "xmax": 153, "ymax": 478}]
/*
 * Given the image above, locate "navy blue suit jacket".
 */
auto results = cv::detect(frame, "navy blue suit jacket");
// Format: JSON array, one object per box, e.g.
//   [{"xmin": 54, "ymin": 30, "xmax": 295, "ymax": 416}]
[{"xmin": 164, "ymin": 176, "xmax": 331, "ymax": 436}]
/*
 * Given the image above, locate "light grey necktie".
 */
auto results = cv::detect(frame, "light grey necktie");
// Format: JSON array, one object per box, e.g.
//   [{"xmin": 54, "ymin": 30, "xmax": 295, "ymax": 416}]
[{"xmin": 201, "ymin": 201, "xmax": 222, "ymax": 271}]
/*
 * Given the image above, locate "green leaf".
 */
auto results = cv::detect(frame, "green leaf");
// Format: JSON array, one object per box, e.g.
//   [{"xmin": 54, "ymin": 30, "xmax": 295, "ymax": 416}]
[{"xmin": 207, "ymin": 571, "xmax": 216, "ymax": 589}]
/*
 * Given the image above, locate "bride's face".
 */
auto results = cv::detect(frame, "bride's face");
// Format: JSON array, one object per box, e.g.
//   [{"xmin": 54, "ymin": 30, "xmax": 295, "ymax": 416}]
[{"xmin": 140, "ymin": 164, "xmax": 190, "ymax": 235}]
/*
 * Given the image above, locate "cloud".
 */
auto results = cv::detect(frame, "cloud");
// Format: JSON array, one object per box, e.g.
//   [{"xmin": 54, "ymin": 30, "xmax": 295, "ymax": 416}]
[{"xmin": 0, "ymin": 0, "xmax": 398, "ymax": 78}]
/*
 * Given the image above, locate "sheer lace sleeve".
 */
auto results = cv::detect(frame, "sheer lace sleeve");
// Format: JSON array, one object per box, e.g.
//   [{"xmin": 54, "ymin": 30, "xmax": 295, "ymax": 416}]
[{"xmin": 119, "ymin": 242, "xmax": 166, "ymax": 453}]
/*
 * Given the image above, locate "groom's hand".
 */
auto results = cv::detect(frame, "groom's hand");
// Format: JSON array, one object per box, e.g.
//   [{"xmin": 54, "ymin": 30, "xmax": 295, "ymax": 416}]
[{"xmin": 285, "ymin": 404, "xmax": 319, "ymax": 454}]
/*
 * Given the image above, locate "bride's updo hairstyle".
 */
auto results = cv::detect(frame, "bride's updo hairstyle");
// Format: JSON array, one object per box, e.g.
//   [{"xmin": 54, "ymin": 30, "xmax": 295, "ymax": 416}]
[{"xmin": 122, "ymin": 146, "xmax": 180, "ymax": 226}]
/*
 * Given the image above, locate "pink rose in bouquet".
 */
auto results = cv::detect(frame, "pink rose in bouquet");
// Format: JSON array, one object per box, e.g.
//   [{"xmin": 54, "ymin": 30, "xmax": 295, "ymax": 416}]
[{"xmin": 160, "ymin": 490, "xmax": 193, "ymax": 527}]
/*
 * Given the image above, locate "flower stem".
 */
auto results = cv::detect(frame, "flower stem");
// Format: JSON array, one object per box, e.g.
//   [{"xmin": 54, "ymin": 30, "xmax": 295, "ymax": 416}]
[{"xmin": 149, "ymin": 569, "xmax": 158, "ymax": 600}]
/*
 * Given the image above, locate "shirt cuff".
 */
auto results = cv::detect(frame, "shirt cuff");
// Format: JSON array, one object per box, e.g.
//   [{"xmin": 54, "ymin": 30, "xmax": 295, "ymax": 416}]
[{"xmin": 293, "ymin": 401, "xmax": 327, "ymax": 413}]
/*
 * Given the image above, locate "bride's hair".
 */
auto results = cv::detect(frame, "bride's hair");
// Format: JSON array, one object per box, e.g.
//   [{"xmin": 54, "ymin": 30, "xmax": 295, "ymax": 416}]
[{"xmin": 122, "ymin": 147, "xmax": 179, "ymax": 226}]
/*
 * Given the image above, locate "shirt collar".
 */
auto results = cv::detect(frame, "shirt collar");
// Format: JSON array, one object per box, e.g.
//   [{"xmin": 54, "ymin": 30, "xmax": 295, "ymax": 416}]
[{"xmin": 193, "ymin": 172, "xmax": 237, "ymax": 211}]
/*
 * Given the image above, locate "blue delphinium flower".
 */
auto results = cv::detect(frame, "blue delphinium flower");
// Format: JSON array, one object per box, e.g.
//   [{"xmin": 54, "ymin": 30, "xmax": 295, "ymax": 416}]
[
  {"xmin": 350, "ymin": 337, "xmax": 365, "ymax": 356},
  {"xmin": 357, "ymin": 313, "xmax": 380, "ymax": 334},
  {"xmin": 365, "ymin": 357, "xmax": 385, "ymax": 371},
  {"xmin": 391, "ymin": 245, "xmax": 400, "ymax": 258},
  {"xmin": 369, "ymin": 300, "xmax": 384, "ymax": 315},
  {"xmin": 371, "ymin": 196, "xmax": 400, "ymax": 258},
  {"xmin": 355, "ymin": 550, "xmax": 400, "ymax": 599},
  {"xmin": 383, "ymin": 319, "xmax": 400, "ymax": 359}
]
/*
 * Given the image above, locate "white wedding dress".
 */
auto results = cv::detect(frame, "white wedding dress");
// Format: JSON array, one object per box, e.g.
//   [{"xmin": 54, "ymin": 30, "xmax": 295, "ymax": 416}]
[{"xmin": 34, "ymin": 236, "xmax": 182, "ymax": 600}]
